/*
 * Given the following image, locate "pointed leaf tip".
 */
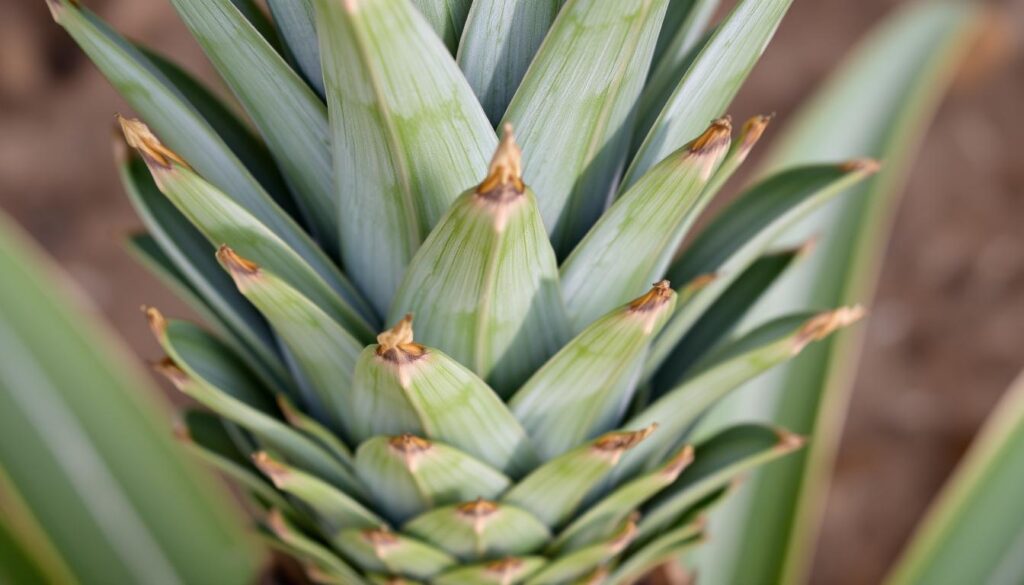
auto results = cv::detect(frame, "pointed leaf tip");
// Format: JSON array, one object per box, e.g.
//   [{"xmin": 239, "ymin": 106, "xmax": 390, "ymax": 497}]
[
  {"xmin": 774, "ymin": 428, "xmax": 807, "ymax": 453},
  {"xmin": 116, "ymin": 115, "xmax": 187, "ymax": 169},
  {"xmin": 689, "ymin": 116, "xmax": 733, "ymax": 155},
  {"xmin": 487, "ymin": 557, "xmax": 527, "ymax": 580},
  {"xmin": 152, "ymin": 356, "xmax": 189, "ymax": 389},
  {"xmin": 215, "ymin": 245, "xmax": 261, "ymax": 281},
  {"xmin": 593, "ymin": 424, "xmax": 658, "ymax": 462},
  {"xmin": 252, "ymin": 452, "xmax": 289, "ymax": 487},
  {"xmin": 389, "ymin": 433, "xmax": 433, "ymax": 471},
  {"xmin": 628, "ymin": 281, "xmax": 674, "ymax": 313},
  {"xmin": 477, "ymin": 123, "xmax": 524, "ymax": 196},
  {"xmin": 376, "ymin": 315, "xmax": 427, "ymax": 363},
  {"xmin": 737, "ymin": 113, "xmax": 775, "ymax": 159},
  {"xmin": 791, "ymin": 305, "xmax": 866, "ymax": 355},
  {"xmin": 841, "ymin": 158, "xmax": 883, "ymax": 174},
  {"xmin": 663, "ymin": 444, "xmax": 696, "ymax": 479},
  {"xmin": 141, "ymin": 305, "xmax": 167, "ymax": 339}
]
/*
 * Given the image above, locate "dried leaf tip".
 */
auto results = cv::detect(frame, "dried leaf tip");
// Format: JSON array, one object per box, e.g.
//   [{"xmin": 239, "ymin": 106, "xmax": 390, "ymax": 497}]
[
  {"xmin": 252, "ymin": 452, "xmax": 289, "ymax": 486},
  {"xmin": 389, "ymin": 433, "xmax": 432, "ymax": 471},
  {"xmin": 116, "ymin": 115, "xmax": 187, "ymax": 170},
  {"xmin": 265, "ymin": 509, "xmax": 290, "ymax": 538},
  {"xmin": 142, "ymin": 305, "xmax": 167, "ymax": 338},
  {"xmin": 609, "ymin": 515, "xmax": 639, "ymax": 552},
  {"xmin": 487, "ymin": 558, "xmax": 525, "ymax": 580},
  {"xmin": 477, "ymin": 123, "xmax": 524, "ymax": 195},
  {"xmin": 628, "ymin": 280, "xmax": 674, "ymax": 313},
  {"xmin": 662, "ymin": 444, "xmax": 696, "ymax": 479},
  {"xmin": 216, "ymin": 245, "xmax": 260, "ymax": 281},
  {"xmin": 840, "ymin": 158, "xmax": 882, "ymax": 174},
  {"xmin": 362, "ymin": 527, "xmax": 400, "ymax": 553},
  {"xmin": 774, "ymin": 428, "xmax": 807, "ymax": 452},
  {"xmin": 688, "ymin": 115, "xmax": 733, "ymax": 156},
  {"xmin": 792, "ymin": 305, "xmax": 866, "ymax": 355},
  {"xmin": 376, "ymin": 314, "xmax": 427, "ymax": 362},
  {"xmin": 457, "ymin": 498, "xmax": 499, "ymax": 534},
  {"xmin": 737, "ymin": 113, "xmax": 774, "ymax": 157},
  {"xmin": 152, "ymin": 357, "xmax": 189, "ymax": 390},
  {"xmin": 594, "ymin": 424, "xmax": 658, "ymax": 462}
]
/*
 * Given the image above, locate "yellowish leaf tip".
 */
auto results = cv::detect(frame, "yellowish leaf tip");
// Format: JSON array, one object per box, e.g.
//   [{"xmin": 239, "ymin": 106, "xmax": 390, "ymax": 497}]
[
  {"xmin": 594, "ymin": 424, "xmax": 658, "ymax": 462},
  {"xmin": 152, "ymin": 357, "xmax": 189, "ymax": 390},
  {"xmin": 628, "ymin": 280, "xmax": 674, "ymax": 313},
  {"xmin": 610, "ymin": 515, "xmax": 639, "ymax": 553},
  {"xmin": 376, "ymin": 314, "xmax": 427, "ymax": 363},
  {"xmin": 362, "ymin": 527, "xmax": 399, "ymax": 556},
  {"xmin": 662, "ymin": 444, "xmax": 695, "ymax": 479},
  {"xmin": 840, "ymin": 158, "xmax": 882, "ymax": 174},
  {"xmin": 477, "ymin": 123, "xmax": 524, "ymax": 195},
  {"xmin": 216, "ymin": 245, "xmax": 261, "ymax": 283},
  {"xmin": 688, "ymin": 116, "xmax": 733, "ymax": 156},
  {"xmin": 142, "ymin": 305, "xmax": 167, "ymax": 339},
  {"xmin": 775, "ymin": 428, "xmax": 807, "ymax": 452},
  {"xmin": 389, "ymin": 433, "xmax": 432, "ymax": 471},
  {"xmin": 792, "ymin": 305, "xmax": 866, "ymax": 355},
  {"xmin": 486, "ymin": 558, "xmax": 526, "ymax": 580},
  {"xmin": 457, "ymin": 498, "xmax": 499, "ymax": 534},
  {"xmin": 252, "ymin": 452, "xmax": 290, "ymax": 487},
  {"xmin": 737, "ymin": 113, "xmax": 774, "ymax": 157},
  {"xmin": 116, "ymin": 115, "xmax": 188, "ymax": 170},
  {"xmin": 265, "ymin": 509, "xmax": 290, "ymax": 538}
]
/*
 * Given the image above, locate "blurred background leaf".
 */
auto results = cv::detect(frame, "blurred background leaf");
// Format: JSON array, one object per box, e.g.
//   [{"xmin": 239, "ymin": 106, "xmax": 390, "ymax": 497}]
[{"xmin": 0, "ymin": 210, "xmax": 261, "ymax": 585}]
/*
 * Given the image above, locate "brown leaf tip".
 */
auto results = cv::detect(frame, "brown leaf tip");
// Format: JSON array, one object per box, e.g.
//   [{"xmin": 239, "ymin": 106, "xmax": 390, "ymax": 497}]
[
  {"xmin": 266, "ymin": 509, "xmax": 289, "ymax": 538},
  {"xmin": 152, "ymin": 357, "xmax": 189, "ymax": 390},
  {"xmin": 775, "ymin": 428, "xmax": 807, "ymax": 452},
  {"xmin": 840, "ymin": 158, "xmax": 882, "ymax": 174},
  {"xmin": 594, "ymin": 424, "xmax": 658, "ymax": 456},
  {"xmin": 628, "ymin": 280, "xmax": 674, "ymax": 313},
  {"xmin": 486, "ymin": 558, "xmax": 525, "ymax": 579},
  {"xmin": 362, "ymin": 527, "xmax": 399, "ymax": 551},
  {"xmin": 609, "ymin": 516, "xmax": 639, "ymax": 552},
  {"xmin": 792, "ymin": 305, "xmax": 866, "ymax": 355},
  {"xmin": 477, "ymin": 123, "xmax": 524, "ymax": 198},
  {"xmin": 738, "ymin": 113, "xmax": 774, "ymax": 155},
  {"xmin": 662, "ymin": 444, "xmax": 695, "ymax": 479},
  {"xmin": 116, "ymin": 115, "xmax": 187, "ymax": 170},
  {"xmin": 456, "ymin": 498, "xmax": 499, "ymax": 519},
  {"xmin": 252, "ymin": 452, "xmax": 289, "ymax": 486},
  {"xmin": 376, "ymin": 314, "xmax": 427, "ymax": 362},
  {"xmin": 142, "ymin": 305, "xmax": 167, "ymax": 339},
  {"xmin": 389, "ymin": 433, "xmax": 432, "ymax": 471},
  {"xmin": 216, "ymin": 245, "xmax": 261, "ymax": 280},
  {"xmin": 688, "ymin": 116, "xmax": 733, "ymax": 156}
]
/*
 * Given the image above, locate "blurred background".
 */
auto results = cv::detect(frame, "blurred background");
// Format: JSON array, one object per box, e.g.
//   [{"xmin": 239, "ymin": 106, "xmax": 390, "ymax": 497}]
[{"xmin": 0, "ymin": 0, "xmax": 1021, "ymax": 583}]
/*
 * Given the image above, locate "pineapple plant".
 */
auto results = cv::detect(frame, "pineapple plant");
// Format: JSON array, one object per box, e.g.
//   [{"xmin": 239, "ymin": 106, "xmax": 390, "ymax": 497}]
[{"xmin": 41, "ymin": 0, "xmax": 900, "ymax": 582}]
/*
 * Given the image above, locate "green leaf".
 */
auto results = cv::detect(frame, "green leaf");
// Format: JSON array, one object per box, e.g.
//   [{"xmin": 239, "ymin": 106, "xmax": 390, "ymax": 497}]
[
  {"xmin": 691, "ymin": 5, "xmax": 980, "ymax": 583},
  {"xmin": 650, "ymin": 0, "xmax": 718, "ymax": 73},
  {"xmin": 0, "ymin": 466, "xmax": 81, "ymax": 585},
  {"xmin": 886, "ymin": 372, "xmax": 1024, "ymax": 585},
  {"xmin": 560, "ymin": 118, "xmax": 730, "ymax": 329},
  {"xmin": 402, "ymin": 499, "xmax": 551, "ymax": 561},
  {"xmin": 151, "ymin": 315, "xmax": 364, "ymax": 497},
  {"xmin": 265, "ymin": 0, "xmax": 324, "ymax": 96},
  {"xmin": 433, "ymin": 557, "xmax": 547, "ymax": 585},
  {"xmin": 609, "ymin": 520, "xmax": 703, "ymax": 585},
  {"xmin": 218, "ymin": 246, "xmax": 364, "ymax": 433},
  {"xmin": 313, "ymin": 0, "xmax": 496, "ymax": 314},
  {"xmin": 646, "ymin": 162, "xmax": 877, "ymax": 381},
  {"xmin": 170, "ymin": 0, "xmax": 337, "ymax": 249},
  {"xmin": 46, "ymin": 0, "xmax": 301, "ymax": 221},
  {"xmin": 503, "ymin": 425, "xmax": 657, "ymax": 528},
  {"xmin": 355, "ymin": 435, "xmax": 511, "ymax": 524},
  {"xmin": 511, "ymin": 283, "xmax": 676, "ymax": 460},
  {"xmin": 409, "ymin": 0, "xmax": 473, "ymax": 52},
  {"xmin": 119, "ymin": 152, "xmax": 290, "ymax": 389},
  {"xmin": 390, "ymin": 132, "xmax": 570, "ymax": 396},
  {"xmin": 525, "ymin": 516, "xmax": 637, "ymax": 584},
  {"xmin": 651, "ymin": 244, "xmax": 808, "ymax": 392},
  {"xmin": 0, "ymin": 211, "xmax": 259, "ymax": 584},
  {"xmin": 502, "ymin": 0, "xmax": 670, "ymax": 254},
  {"xmin": 457, "ymin": 0, "xmax": 562, "ymax": 123},
  {"xmin": 252, "ymin": 451, "xmax": 381, "ymax": 534},
  {"xmin": 276, "ymin": 394, "xmax": 355, "ymax": 466},
  {"xmin": 334, "ymin": 527, "xmax": 456, "ymax": 579},
  {"xmin": 624, "ymin": 0, "xmax": 792, "ymax": 189},
  {"xmin": 121, "ymin": 118, "xmax": 377, "ymax": 342},
  {"xmin": 551, "ymin": 445, "xmax": 694, "ymax": 554},
  {"xmin": 346, "ymin": 315, "xmax": 537, "ymax": 476},
  {"xmin": 263, "ymin": 510, "xmax": 364, "ymax": 583}
]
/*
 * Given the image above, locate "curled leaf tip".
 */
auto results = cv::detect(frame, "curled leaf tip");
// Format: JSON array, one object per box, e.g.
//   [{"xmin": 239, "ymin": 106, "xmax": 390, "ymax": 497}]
[
  {"xmin": 216, "ymin": 245, "xmax": 260, "ymax": 280},
  {"xmin": 689, "ymin": 115, "xmax": 733, "ymax": 156},
  {"xmin": 792, "ymin": 305, "xmax": 866, "ymax": 354},
  {"xmin": 376, "ymin": 314, "xmax": 426, "ymax": 362},
  {"xmin": 663, "ymin": 444, "xmax": 696, "ymax": 478},
  {"xmin": 252, "ymin": 452, "xmax": 289, "ymax": 486},
  {"xmin": 477, "ymin": 124, "xmax": 524, "ymax": 195},
  {"xmin": 840, "ymin": 158, "xmax": 882, "ymax": 174},
  {"xmin": 628, "ymin": 280, "xmax": 674, "ymax": 313},
  {"xmin": 152, "ymin": 357, "xmax": 188, "ymax": 389},
  {"xmin": 775, "ymin": 428, "xmax": 807, "ymax": 452},
  {"xmin": 116, "ymin": 115, "xmax": 187, "ymax": 170},
  {"xmin": 594, "ymin": 424, "xmax": 658, "ymax": 459},
  {"xmin": 142, "ymin": 305, "xmax": 167, "ymax": 338}
]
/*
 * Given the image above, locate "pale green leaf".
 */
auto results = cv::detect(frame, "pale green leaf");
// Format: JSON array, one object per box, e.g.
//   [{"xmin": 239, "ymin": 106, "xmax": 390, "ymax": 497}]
[
  {"xmin": 263, "ymin": 510, "xmax": 364, "ymax": 583},
  {"xmin": 608, "ymin": 521, "xmax": 703, "ymax": 585},
  {"xmin": 650, "ymin": 0, "xmax": 718, "ymax": 72},
  {"xmin": 409, "ymin": 0, "xmax": 472, "ymax": 52},
  {"xmin": 502, "ymin": 0, "xmax": 670, "ymax": 254},
  {"xmin": 525, "ymin": 516, "xmax": 637, "ymax": 584},
  {"xmin": 433, "ymin": 557, "xmax": 546, "ymax": 585},
  {"xmin": 266, "ymin": 0, "xmax": 324, "ymax": 96},
  {"xmin": 402, "ymin": 500, "xmax": 550, "ymax": 561},
  {"xmin": 333, "ymin": 527, "xmax": 456, "ymax": 579},
  {"xmin": 313, "ymin": 0, "xmax": 496, "ymax": 314}
]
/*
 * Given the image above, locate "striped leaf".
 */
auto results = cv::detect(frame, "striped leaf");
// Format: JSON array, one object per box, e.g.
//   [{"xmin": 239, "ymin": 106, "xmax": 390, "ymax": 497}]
[
  {"xmin": 355, "ymin": 435, "xmax": 511, "ymax": 524},
  {"xmin": 265, "ymin": 0, "xmax": 324, "ymax": 96},
  {"xmin": 457, "ymin": 0, "xmax": 562, "ymax": 123},
  {"xmin": 390, "ymin": 129, "xmax": 570, "ymax": 396},
  {"xmin": 624, "ymin": 0, "xmax": 792, "ymax": 189},
  {"xmin": 170, "ymin": 0, "xmax": 336, "ymax": 249},
  {"xmin": 148, "ymin": 311, "xmax": 363, "ymax": 496},
  {"xmin": 510, "ymin": 283, "xmax": 676, "ymax": 461},
  {"xmin": 334, "ymin": 527, "xmax": 456, "ymax": 579},
  {"xmin": 218, "ymin": 246, "xmax": 363, "ymax": 433},
  {"xmin": 409, "ymin": 0, "xmax": 473, "ymax": 51},
  {"xmin": 551, "ymin": 445, "xmax": 693, "ymax": 554},
  {"xmin": 645, "ymin": 162, "xmax": 878, "ymax": 380},
  {"xmin": 503, "ymin": 426, "xmax": 657, "ymax": 528},
  {"xmin": 119, "ymin": 117, "xmax": 377, "ymax": 341},
  {"xmin": 650, "ymin": 0, "xmax": 719, "ymax": 73},
  {"xmin": 402, "ymin": 499, "xmax": 551, "ymax": 561},
  {"xmin": 252, "ymin": 452, "xmax": 381, "ymax": 534},
  {"xmin": 525, "ymin": 516, "xmax": 637, "ymax": 584},
  {"xmin": 502, "ymin": 0, "xmax": 670, "ymax": 254},
  {"xmin": 560, "ymin": 117, "xmax": 731, "ymax": 329},
  {"xmin": 433, "ymin": 557, "xmax": 547, "ymax": 585},
  {"xmin": 0, "ymin": 212, "xmax": 258, "ymax": 585},
  {"xmin": 347, "ymin": 315, "xmax": 537, "ymax": 476},
  {"xmin": 45, "ymin": 0, "xmax": 300, "ymax": 222},
  {"xmin": 313, "ymin": 0, "xmax": 496, "ymax": 314}
]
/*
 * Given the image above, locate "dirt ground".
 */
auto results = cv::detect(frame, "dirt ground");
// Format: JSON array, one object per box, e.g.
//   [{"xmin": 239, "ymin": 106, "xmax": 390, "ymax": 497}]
[{"xmin": 1, "ymin": 1, "xmax": 1022, "ymax": 584}]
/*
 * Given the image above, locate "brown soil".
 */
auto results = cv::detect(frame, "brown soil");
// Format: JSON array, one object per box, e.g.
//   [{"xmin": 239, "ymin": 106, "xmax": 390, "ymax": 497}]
[{"xmin": 1, "ymin": 1, "xmax": 1022, "ymax": 584}]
